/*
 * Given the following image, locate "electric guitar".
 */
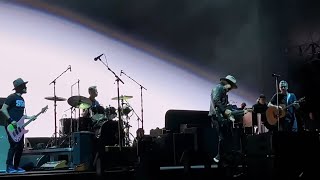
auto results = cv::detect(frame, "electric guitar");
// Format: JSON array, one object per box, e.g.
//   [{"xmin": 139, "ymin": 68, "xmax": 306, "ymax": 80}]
[
  {"xmin": 7, "ymin": 105, "xmax": 48, "ymax": 142},
  {"xmin": 266, "ymin": 97, "xmax": 305, "ymax": 125}
]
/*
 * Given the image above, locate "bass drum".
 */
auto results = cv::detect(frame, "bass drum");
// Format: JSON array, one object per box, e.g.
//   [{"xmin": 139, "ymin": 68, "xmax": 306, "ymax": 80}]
[{"xmin": 95, "ymin": 120, "xmax": 123, "ymax": 146}]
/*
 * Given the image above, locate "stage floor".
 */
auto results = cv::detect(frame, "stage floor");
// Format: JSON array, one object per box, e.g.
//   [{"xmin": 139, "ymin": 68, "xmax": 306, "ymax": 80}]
[{"xmin": 0, "ymin": 165, "xmax": 245, "ymax": 180}]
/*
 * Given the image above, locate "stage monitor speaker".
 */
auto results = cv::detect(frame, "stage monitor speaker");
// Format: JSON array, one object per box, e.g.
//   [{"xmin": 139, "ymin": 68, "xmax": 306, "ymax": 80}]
[
  {"xmin": 72, "ymin": 131, "xmax": 95, "ymax": 166},
  {"xmin": 20, "ymin": 154, "xmax": 50, "ymax": 171},
  {"xmin": 0, "ymin": 126, "xmax": 9, "ymax": 173}
]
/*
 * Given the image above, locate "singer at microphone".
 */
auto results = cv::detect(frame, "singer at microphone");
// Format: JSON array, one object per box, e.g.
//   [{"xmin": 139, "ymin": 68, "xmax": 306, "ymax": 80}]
[{"xmin": 94, "ymin": 54, "xmax": 104, "ymax": 61}]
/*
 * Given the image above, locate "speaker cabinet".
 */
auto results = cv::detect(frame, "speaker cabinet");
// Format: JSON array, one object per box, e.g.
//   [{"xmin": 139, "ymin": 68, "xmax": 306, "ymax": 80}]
[
  {"xmin": 25, "ymin": 137, "xmax": 51, "ymax": 150},
  {"xmin": 72, "ymin": 131, "xmax": 95, "ymax": 166}
]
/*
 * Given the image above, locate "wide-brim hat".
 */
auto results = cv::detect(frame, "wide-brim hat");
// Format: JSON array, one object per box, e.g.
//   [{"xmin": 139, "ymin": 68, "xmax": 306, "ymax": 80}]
[
  {"xmin": 220, "ymin": 75, "xmax": 237, "ymax": 89},
  {"xmin": 12, "ymin": 78, "xmax": 28, "ymax": 90}
]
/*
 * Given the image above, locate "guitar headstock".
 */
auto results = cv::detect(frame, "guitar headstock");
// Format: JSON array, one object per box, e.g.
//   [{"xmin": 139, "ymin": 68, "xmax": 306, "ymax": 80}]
[
  {"xmin": 297, "ymin": 97, "xmax": 306, "ymax": 103},
  {"xmin": 41, "ymin": 105, "xmax": 49, "ymax": 113}
]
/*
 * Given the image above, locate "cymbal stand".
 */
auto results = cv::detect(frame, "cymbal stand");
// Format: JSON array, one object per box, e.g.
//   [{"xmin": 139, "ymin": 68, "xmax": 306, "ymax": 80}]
[
  {"xmin": 95, "ymin": 56, "xmax": 125, "ymax": 151},
  {"xmin": 71, "ymin": 79, "xmax": 81, "ymax": 132},
  {"xmin": 49, "ymin": 65, "xmax": 71, "ymax": 147},
  {"xmin": 120, "ymin": 70, "xmax": 147, "ymax": 131}
]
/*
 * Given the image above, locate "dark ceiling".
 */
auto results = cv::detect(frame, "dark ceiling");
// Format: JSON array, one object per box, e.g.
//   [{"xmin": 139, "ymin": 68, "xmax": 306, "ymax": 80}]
[{"xmin": 14, "ymin": 0, "xmax": 320, "ymax": 113}]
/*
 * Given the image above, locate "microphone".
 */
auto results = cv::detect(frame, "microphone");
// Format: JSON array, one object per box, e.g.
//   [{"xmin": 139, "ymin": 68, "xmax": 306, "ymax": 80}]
[
  {"xmin": 94, "ymin": 54, "xmax": 104, "ymax": 61},
  {"xmin": 272, "ymin": 73, "xmax": 280, "ymax": 77},
  {"xmin": 69, "ymin": 65, "xmax": 72, "ymax": 72},
  {"xmin": 120, "ymin": 70, "xmax": 123, "ymax": 76}
]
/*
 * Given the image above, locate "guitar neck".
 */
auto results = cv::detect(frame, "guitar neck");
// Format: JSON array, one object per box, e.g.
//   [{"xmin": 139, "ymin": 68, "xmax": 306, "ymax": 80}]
[
  {"xmin": 21, "ymin": 111, "xmax": 42, "ymax": 128},
  {"xmin": 285, "ymin": 98, "xmax": 303, "ymax": 109}
]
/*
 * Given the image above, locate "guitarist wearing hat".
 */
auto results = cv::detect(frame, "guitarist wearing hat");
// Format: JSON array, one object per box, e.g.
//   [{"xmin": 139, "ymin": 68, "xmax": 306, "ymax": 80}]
[
  {"xmin": 209, "ymin": 75, "xmax": 251, "ymax": 177},
  {"xmin": 267, "ymin": 80, "xmax": 302, "ymax": 132},
  {"xmin": 1, "ymin": 78, "xmax": 36, "ymax": 173}
]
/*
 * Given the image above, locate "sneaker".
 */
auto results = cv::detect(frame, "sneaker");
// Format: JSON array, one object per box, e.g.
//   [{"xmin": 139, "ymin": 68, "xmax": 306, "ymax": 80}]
[
  {"xmin": 213, "ymin": 157, "xmax": 219, "ymax": 163},
  {"xmin": 15, "ymin": 167, "xmax": 26, "ymax": 173},
  {"xmin": 7, "ymin": 166, "xmax": 17, "ymax": 173}
]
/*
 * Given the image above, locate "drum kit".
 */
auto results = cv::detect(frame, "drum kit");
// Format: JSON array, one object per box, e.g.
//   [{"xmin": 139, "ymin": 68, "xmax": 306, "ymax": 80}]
[{"xmin": 44, "ymin": 94, "xmax": 134, "ymax": 147}]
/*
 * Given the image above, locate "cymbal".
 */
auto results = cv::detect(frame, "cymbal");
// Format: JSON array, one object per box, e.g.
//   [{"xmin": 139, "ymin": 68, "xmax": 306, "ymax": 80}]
[
  {"xmin": 67, "ymin": 96, "xmax": 92, "ymax": 109},
  {"xmin": 111, "ymin": 95, "xmax": 133, "ymax": 101},
  {"xmin": 45, "ymin": 96, "xmax": 66, "ymax": 101}
]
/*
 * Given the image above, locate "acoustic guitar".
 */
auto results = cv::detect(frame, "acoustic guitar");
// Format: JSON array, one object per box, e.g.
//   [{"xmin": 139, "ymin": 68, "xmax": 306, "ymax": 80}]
[{"xmin": 266, "ymin": 97, "xmax": 305, "ymax": 125}]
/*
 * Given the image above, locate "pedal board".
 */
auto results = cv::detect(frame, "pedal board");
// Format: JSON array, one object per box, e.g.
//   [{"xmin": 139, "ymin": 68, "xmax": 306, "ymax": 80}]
[{"xmin": 40, "ymin": 160, "xmax": 69, "ymax": 170}]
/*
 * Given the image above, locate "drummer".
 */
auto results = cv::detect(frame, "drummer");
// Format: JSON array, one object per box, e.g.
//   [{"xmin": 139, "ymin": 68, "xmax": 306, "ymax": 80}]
[{"xmin": 82, "ymin": 86, "xmax": 105, "ymax": 118}]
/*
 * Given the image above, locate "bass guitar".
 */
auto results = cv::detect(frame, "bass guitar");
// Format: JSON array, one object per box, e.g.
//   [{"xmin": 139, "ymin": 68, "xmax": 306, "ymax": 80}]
[
  {"xmin": 7, "ymin": 105, "xmax": 48, "ymax": 142},
  {"xmin": 266, "ymin": 97, "xmax": 305, "ymax": 125}
]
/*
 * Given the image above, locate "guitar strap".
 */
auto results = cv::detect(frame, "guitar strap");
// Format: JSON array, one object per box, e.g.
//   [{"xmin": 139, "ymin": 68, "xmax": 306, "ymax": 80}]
[
  {"xmin": 287, "ymin": 93, "xmax": 298, "ymax": 132},
  {"xmin": 287, "ymin": 93, "xmax": 291, "ymax": 105}
]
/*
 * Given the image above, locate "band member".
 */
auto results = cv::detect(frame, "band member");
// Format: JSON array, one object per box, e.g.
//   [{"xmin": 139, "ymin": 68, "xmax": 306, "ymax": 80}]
[
  {"xmin": 0, "ymin": 78, "xmax": 34, "ymax": 173},
  {"xmin": 209, "ymin": 75, "xmax": 251, "ymax": 178},
  {"xmin": 252, "ymin": 94, "xmax": 271, "ymax": 130},
  {"xmin": 239, "ymin": 102, "xmax": 247, "ymax": 110},
  {"xmin": 268, "ymin": 80, "xmax": 300, "ymax": 132},
  {"xmin": 209, "ymin": 75, "xmax": 237, "ymax": 164},
  {"xmin": 82, "ymin": 86, "xmax": 104, "ymax": 118}
]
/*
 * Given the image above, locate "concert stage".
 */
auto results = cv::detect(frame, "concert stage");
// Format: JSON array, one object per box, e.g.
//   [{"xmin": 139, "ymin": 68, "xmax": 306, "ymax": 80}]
[{"xmin": 1, "ymin": 110, "xmax": 320, "ymax": 180}]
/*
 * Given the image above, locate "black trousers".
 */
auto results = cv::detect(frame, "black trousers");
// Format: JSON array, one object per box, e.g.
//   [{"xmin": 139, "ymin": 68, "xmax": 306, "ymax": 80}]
[
  {"xmin": 211, "ymin": 116, "xmax": 233, "ymax": 161},
  {"xmin": 211, "ymin": 115, "xmax": 245, "ymax": 177},
  {"xmin": 6, "ymin": 132, "xmax": 24, "ymax": 168}
]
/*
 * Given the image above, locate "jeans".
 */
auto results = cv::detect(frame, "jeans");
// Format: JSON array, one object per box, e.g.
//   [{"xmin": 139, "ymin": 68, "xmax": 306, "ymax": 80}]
[{"xmin": 6, "ymin": 132, "xmax": 24, "ymax": 168}]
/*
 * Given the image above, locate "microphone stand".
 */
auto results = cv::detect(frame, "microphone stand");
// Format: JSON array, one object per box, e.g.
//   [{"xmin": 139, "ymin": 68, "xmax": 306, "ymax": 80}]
[
  {"xmin": 49, "ymin": 65, "xmax": 71, "ymax": 147},
  {"xmin": 95, "ymin": 58, "xmax": 125, "ymax": 151},
  {"xmin": 272, "ymin": 74, "xmax": 280, "ymax": 131},
  {"xmin": 121, "ymin": 71, "xmax": 147, "ymax": 131}
]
